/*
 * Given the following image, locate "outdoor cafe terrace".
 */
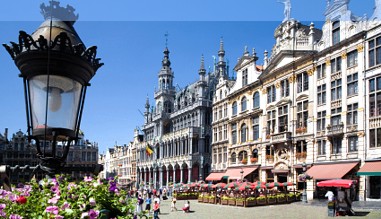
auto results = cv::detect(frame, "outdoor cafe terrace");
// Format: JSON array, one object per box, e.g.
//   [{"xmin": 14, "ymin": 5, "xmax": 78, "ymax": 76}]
[{"xmin": 171, "ymin": 181, "xmax": 301, "ymax": 208}]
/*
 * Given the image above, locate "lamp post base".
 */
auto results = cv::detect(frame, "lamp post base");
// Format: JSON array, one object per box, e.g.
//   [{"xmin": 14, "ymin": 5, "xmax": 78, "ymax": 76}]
[{"xmin": 302, "ymin": 190, "xmax": 308, "ymax": 203}]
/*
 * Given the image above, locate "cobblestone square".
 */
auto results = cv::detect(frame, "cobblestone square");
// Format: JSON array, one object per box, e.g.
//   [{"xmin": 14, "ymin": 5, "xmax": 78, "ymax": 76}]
[{"xmin": 153, "ymin": 199, "xmax": 381, "ymax": 219}]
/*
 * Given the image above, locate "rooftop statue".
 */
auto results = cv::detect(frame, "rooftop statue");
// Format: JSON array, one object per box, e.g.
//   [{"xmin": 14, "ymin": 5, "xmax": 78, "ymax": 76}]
[{"xmin": 278, "ymin": 0, "xmax": 291, "ymax": 22}]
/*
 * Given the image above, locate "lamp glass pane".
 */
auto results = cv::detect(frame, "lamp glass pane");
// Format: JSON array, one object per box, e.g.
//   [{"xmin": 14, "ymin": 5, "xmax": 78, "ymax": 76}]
[{"xmin": 29, "ymin": 75, "xmax": 82, "ymax": 132}]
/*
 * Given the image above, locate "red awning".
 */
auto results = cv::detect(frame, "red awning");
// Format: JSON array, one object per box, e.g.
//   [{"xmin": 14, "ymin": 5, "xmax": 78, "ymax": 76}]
[
  {"xmin": 306, "ymin": 162, "xmax": 358, "ymax": 180},
  {"xmin": 205, "ymin": 172, "xmax": 226, "ymax": 181},
  {"xmin": 224, "ymin": 166, "xmax": 259, "ymax": 180},
  {"xmin": 357, "ymin": 161, "xmax": 381, "ymax": 176},
  {"xmin": 317, "ymin": 179, "xmax": 355, "ymax": 188}
]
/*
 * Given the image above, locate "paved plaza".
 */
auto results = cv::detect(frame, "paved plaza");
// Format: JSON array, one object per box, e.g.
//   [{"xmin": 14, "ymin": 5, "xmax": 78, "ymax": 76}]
[{"xmin": 153, "ymin": 199, "xmax": 381, "ymax": 219}]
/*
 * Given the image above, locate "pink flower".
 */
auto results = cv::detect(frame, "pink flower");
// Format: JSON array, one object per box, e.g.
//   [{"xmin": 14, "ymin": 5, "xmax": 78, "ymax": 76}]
[
  {"xmin": 61, "ymin": 202, "xmax": 70, "ymax": 210},
  {"xmin": 81, "ymin": 209, "xmax": 99, "ymax": 219},
  {"xmin": 55, "ymin": 215, "xmax": 64, "ymax": 219},
  {"xmin": 48, "ymin": 196, "xmax": 60, "ymax": 204},
  {"xmin": 9, "ymin": 215, "xmax": 23, "ymax": 219},
  {"xmin": 89, "ymin": 197, "xmax": 96, "ymax": 206},
  {"xmin": 45, "ymin": 206, "xmax": 59, "ymax": 215},
  {"xmin": 88, "ymin": 209, "xmax": 99, "ymax": 219},
  {"xmin": 67, "ymin": 182, "xmax": 77, "ymax": 191},
  {"xmin": 0, "ymin": 203, "xmax": 5, "ymax": 210},
  {"xmin": 51, "ymin": 185, "xmax": 60, "ymax": 194},
  {"xmin": 84, "ymin": 176, "xmax": 93, "ymax": 182}
]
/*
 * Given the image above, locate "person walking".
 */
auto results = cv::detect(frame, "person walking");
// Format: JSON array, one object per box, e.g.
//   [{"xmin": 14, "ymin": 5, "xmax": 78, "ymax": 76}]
[
  {"xmin": 145, "ymin": 195, "xmax": 152, "ymax": 212},
  {"xmin": 154, "ymin": 195, "xmax": 161, "ymax": 214},
  {"xmin": 136, "ymin": 195, "xmax": 143, "ymax": 214},
  {"xmin": 170, "ymin": 196, "xmax": 177, "ymax": 212},
  {"xmin": 153, "ymin": 200, "xmax": 160, "ymax": 219}
]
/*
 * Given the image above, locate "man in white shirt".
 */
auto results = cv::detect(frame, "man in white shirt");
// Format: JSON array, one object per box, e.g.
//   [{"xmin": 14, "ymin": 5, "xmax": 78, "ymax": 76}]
[{"xmin": 325, "ymin": 190, "xmax": 334, "ymax": 201}]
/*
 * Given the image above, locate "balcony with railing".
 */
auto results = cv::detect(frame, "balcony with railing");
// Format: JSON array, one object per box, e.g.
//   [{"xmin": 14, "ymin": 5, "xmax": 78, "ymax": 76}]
[
  {"xmin": 326, "ymin": 123, "xmax": 344, "ymax": 137},
  {"xmin": 369, "ymin": 115, "xmax": 381, "ymax": 128},
  {"xmin": 346, "ymin": 124, "xmax": 358, "ymax": 132},
  {"xmin": 271, "ymin": 132, "xmax": 291, "ymax": 143},
  {"xmin": 295, "ymin": 127, "xmax": 307, "ymax": 135}
]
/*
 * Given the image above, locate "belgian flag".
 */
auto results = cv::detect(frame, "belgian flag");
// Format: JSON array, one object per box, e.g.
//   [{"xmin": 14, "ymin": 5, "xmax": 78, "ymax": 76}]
[{"xmin": 146, "ymin": 144, "xmax": 154, "ymax": 156}]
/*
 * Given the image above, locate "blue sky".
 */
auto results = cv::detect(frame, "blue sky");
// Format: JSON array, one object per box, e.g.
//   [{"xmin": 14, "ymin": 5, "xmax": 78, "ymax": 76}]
[{"xmin": 0, "ymin": 0, "xmax": 373, "ymax": 153}]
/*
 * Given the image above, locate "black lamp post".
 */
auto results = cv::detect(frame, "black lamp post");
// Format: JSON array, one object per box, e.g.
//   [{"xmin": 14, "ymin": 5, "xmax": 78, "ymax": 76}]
[
  {"xmin": 302, "ymin": 162, "xmax": 308, "ymax": 203},
  {"xmin": 3, "ymin": 1, "xmax": 103, "ymax": 175},
  {"xmin": 240, "ymin": 168, "xmax": 244, "ymax": 182}
]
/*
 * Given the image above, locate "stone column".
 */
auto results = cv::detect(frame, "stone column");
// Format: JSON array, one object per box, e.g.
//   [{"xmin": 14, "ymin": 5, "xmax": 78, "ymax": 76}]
[
  {"xmin": 188, "ymin": 167, "xmax": 192, "ymax": 183},
  {"xmin": 185, "ymin": 137, "xmax": 188, "ymax": 155},
  {"xmin": 153, "ymin": 168, "xmax": 157, "ymax": 189},
  {"xmin": 189, "ymin": 137, "xmax": 193, "ymax": 155},
  {"xmin": 173, "ymin": 168, "xmax": 176, "ymax": 184},
  {"xmin": 144, "ymin": 169, "xmax": 147, "ymax": 185},
  {"xmin": 180, "ymin": 167, "xmax": 184, "ymax": 183},
  {"xmin": 159, "ymin": 167, "xmax": 163, "ymax": 188}
]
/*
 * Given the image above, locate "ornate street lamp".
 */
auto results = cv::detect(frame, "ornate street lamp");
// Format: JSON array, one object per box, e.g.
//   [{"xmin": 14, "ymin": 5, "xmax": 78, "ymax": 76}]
[
  {"xmin": 199, "ymin": 155, "xmax": 204, "ymax": 181},
  {"xmin": 3, "ymin": 1, "xmax": 103, "ymax": 175},
  {"xmin": 302, "ymin": 162, "xmax": 308, "ymax": 203}
]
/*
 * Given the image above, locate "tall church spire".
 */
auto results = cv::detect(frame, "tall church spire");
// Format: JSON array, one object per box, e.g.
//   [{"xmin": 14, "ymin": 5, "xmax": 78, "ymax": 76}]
[
  {"xmin": 199, "ymin": 54, "xmax": 206, "ymax": 81},
  {"xmin": 217, "ymin": 38, "xmax": 226, "ymax": 78},
  {"xmin": 162, "ymin": 47, "xmax": 171, "ymax": 68}
]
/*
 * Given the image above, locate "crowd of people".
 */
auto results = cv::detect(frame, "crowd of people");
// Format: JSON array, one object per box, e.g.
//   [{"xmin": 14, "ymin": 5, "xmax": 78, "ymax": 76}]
[{"xmin": 133, "ymin": 186, "xmax": 191, "ymax": 219}]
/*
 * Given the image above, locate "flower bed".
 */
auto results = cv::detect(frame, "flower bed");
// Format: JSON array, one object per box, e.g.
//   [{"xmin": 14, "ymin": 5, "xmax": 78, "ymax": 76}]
[
  {"xmin": 245, "ymin": 197, "xmax": 256, "ymax": 207},
  {"xmin": 198, "ymin": 195, "xmax": 204, "ymax": 202},
  {"xmin": 276, "ymin": 194, "xmax": 287, "ymax": 203},
  {"xmin": 0, "ymin": 175, "xmax": 133, "ymax": 218},
  {"xmin": 236, "ymin": 198, "xmax": 245, "ymax": 207},
  {"xmin": 203, "ymin": 196, "xmax": 209, "ymax": 203},
  {"xmin": 256, "ymin": 196, "xmax": 266, "ymax": 205},
  {"xmin": 228, "ymin": 198, "xmax": 236, "ymax": 206},
  {"xmin": 221, "ymin": 197, "xmax": 229, "ymax": 205},
  {"xmin": 267, "ymin": 195, "xmax": 277, "ymax": 204},
  {"xmin": 176, "ymin": 192, "xmax": 198, "ymax": 200},
  {"xmin": 209, "ymin": 197, "xmax": 215, "ymax": 204}
]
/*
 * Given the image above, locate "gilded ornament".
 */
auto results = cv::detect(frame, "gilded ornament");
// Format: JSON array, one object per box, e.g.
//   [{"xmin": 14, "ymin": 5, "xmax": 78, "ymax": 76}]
[
  {"xmin": 357, "ymin": 132, "xmax": 365, "ymax": 137},
  {"xmin": 325, "ymin": 59, "xmax": 331, "ymax": 66},
  {"xmin": 341, "ymin": 52, "xmax": 347, "ymax": 60},
  {"xmin": 357, "ymin": 44, "xmax": 364, "ymax": 52},
  {"xmin": 275, "ymin": 81, "xmax": 281, "ymax": 88}
]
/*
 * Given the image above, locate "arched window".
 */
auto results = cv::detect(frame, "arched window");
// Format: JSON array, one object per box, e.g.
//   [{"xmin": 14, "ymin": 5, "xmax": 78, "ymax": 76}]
[
  {"xmin": 238, "ymin": 151, "xmax": 248, "ymax": 162},
  {"xmin": 241, "ymin": 96, "xmax": 247, "ymax": 112},
  {"xmin": 253, "ymin": 92, "xmax": 260, "ymax": 109},
  {"xmin": 220, "ymin": 90, "xmax": 223, "ymax": 100},
  {"xmin": 241, "ymin": 123, "xmax": 247, "ymax": 143},
  {"xmin": 252, "ymin": 148, "xmax": 258, "ymax": 158},
  {"xmin": 231, "ymin": 152, "xmax": 237, "ymax": 164},
  {"xmin": 156, "ymin": 101, "xmax": 162, "ymax": 113},
  {"xmin": 232, "ymin": 101, "xmax": 237, "ymax": 115}
]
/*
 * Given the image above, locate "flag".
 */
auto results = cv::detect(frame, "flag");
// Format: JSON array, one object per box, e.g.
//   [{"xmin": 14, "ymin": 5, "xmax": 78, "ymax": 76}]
[{"xmin": 146, "ymin": 144, "xmax": 154, "ymax": 156}]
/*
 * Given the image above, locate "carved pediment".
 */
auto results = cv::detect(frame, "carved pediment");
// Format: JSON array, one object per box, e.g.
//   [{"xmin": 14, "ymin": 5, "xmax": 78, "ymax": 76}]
[
  {"xmin": 266, "ymin": 104, "xmax": 275, "ymax": 111},
  {"xmin": 276, "ymin": 98, "xmax": 292, "ymax": 107},
  {"xmin": 296, "ymin": 94, "xmax": 308, "ymax": 101}
]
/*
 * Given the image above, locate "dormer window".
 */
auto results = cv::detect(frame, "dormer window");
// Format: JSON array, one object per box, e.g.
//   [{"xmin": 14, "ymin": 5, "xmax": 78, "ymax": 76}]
[
  {"xmin": 332, "ymin": 21, "xmax": 340, "ymax": 45},
  {"xmin": 242, "ymin": 69, "xmax": 248, "ymax": 86}
]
